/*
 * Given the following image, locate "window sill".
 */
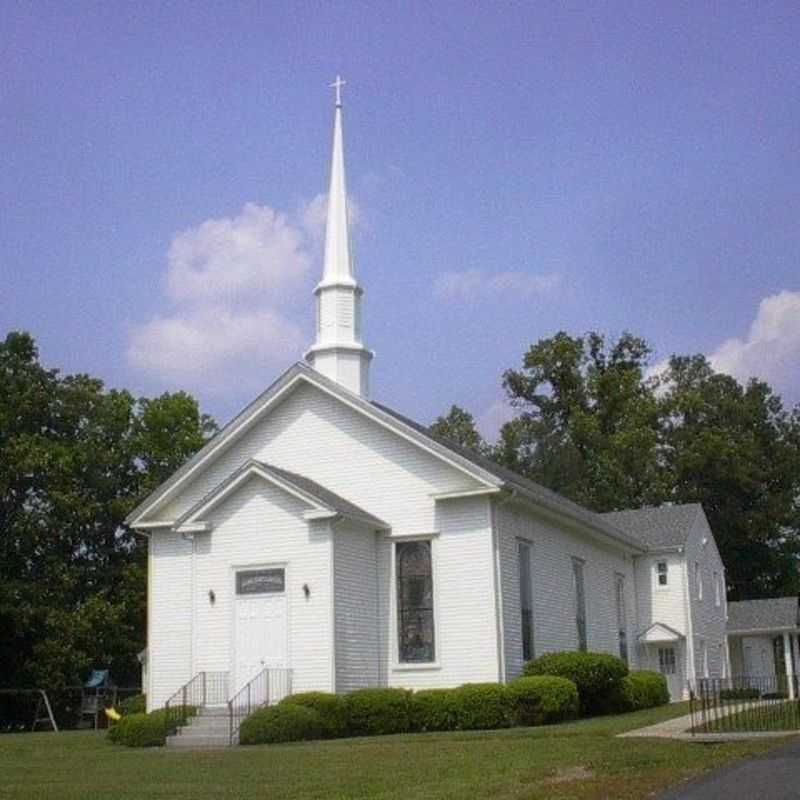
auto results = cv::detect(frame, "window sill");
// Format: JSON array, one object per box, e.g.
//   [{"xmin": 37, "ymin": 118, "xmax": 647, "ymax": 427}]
[{"xmin": 391, "ymin": 662, "xmax": 442, "ymax": 672}]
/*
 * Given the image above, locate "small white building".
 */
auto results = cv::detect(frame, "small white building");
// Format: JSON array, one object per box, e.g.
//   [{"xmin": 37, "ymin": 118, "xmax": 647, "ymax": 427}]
[
  {"xmin": 727, "ymin": 597, "xmax": 800, "ymax": 697},
  {"xmin": 127, "ymin": 84, "xmax": 728, "ymax": 713}
]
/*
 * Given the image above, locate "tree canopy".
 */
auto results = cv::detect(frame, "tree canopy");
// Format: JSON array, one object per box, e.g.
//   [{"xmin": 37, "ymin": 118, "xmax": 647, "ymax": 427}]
[
  {"xmin": 0, "ymin": 332, "xmax": 216, "ymax": 691},
  {"xmin": 435, "ymin": 331, "xmax": 800, "ymax": 601}
]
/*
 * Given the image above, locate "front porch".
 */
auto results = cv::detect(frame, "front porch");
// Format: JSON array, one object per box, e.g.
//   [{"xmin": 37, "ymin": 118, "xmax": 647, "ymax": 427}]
[{"xmin": 638, "ymin": 622, "xmax": 687, "ymax": 702}]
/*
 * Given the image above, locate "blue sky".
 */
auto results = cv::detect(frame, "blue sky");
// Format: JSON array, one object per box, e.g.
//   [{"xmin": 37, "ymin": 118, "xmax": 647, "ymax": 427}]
[{"xmin": 2, "ymin": 1, "xmax": 798, "ymax": 436}]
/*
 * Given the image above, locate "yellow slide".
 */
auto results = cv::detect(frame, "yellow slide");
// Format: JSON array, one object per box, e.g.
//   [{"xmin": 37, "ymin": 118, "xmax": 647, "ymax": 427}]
[{"xmin": 104, "ymin": 707, "xmax": 122, "ymax": 722}]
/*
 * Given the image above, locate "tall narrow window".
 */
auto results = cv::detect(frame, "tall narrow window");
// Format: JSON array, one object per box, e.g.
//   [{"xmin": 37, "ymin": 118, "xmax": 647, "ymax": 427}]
[
  {"xmin": 396, "ymin": 540, "xmax": 435, "ymax": 663},
  {"xmin": 615, "ymin": 574, "xmax": 628, "ymax": 664},
  {"xmin": 656, "ymin": 561, "xmax": 668, "ymax": 587},
  {"xmin": 714, "ymin": 571, "xmax": 721, "ymax": 607},
  {"xmin": 695, "ymin": 561, "xmax": 703, "ymax": 601},
  {"xmin": 572, "ymin": 558, "xmax": 587, "ymax": 652},
  {"xmin": 518, "ymin": 540, "xmax": 534, "ymax": 662}
]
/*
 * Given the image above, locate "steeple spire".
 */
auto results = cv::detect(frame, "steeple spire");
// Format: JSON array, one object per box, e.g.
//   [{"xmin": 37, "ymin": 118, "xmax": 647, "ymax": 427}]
[{"xmin": 305, "ymin": 77, "xmax": 373, "ymax": 397}]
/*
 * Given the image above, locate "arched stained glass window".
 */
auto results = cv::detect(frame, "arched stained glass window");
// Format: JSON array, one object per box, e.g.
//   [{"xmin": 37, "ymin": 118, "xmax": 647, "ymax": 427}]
[{"xmin": 396, "ymin": 540, "xmax": 435, "ymax": 663}]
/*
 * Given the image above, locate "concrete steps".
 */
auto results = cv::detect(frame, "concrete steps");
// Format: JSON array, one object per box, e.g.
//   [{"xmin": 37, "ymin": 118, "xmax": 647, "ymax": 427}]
[{"xmin": 166, "ymin": 707, "xmax": 233, "ymax": 749}]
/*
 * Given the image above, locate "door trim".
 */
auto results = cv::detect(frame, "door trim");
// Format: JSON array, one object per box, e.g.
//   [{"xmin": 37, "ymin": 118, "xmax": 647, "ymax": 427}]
[{"xmin": 230, "ymin": 561, "xmax": 290, "ymax": 695}]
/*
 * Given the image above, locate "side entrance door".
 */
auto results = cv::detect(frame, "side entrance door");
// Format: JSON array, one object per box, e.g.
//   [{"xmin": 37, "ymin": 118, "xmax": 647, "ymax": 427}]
[
  {"xmin": 234, "ymin": 567, "xmax": 288, "ymax": 696},
  {"xmin": 655, "ymin": 643, "xmax": 684, "ymax": 701}
]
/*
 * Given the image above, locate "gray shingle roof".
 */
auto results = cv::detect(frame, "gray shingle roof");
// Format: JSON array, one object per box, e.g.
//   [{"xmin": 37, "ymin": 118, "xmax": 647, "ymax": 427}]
[
  {"xmin": 727, "ymin": 597, "xmax": 800, "ymax": 633},
  {"xmin": 600, "ymin": 504, "xmax": 703, "ymax": 549}
]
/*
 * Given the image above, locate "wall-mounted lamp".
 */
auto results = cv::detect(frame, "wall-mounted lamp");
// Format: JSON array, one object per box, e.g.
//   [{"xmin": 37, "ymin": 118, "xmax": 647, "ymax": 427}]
[
  {"xmin": 302, "ymin": 583, "xmax": 311, "ymax": 599},
  {"xmin": 208, "ymin": 589, "xmax": 216, "ymax": 605}
]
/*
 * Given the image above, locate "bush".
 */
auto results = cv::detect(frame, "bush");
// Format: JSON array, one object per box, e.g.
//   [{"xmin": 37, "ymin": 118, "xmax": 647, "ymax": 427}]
[
  {"xmin": 719, "ymin": 687, "xmax": 761, "ymax": 701},
  {"xmin": 410, "ymin": 689, "xmax": 458, "ymax": 732},
  {"xmin": 508, "ymin": 676, "xmax": 579, "ymax": 726},
  {"xmin": 118, "ymin": 694, "xmax": 146, "ymax": 716},
  {"xmin": 108, "ymin": 709, "xmax": 169, "ymax": 747},
  {"xmin": 621, "ymin": 671, "xmax": 670, "ymax": 711},
  {"xmin": 279, "ymin": 692, "xmax": 347, "ymax": 738},
  {"xmin": 343, "ymin": 688, "xmax": 412, "ymax": 737},
  {"xmin": 107, "ymin": 705, "xmax": 198, "ymax": 747},
  {"xmin": 524, "ymin": 651, "xmax": 629, "ymax": 716},
  {"xmin": 239, "ymin": 704, "xmax": 324, "ymax": 745},
  {"xmin": 450, "ymin": 683, "xmax": 512, "ymax": 730}
]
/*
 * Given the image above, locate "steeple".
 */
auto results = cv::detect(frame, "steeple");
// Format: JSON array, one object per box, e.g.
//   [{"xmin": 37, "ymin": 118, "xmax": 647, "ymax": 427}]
[{"xmin": 305, "ymin": 77, "xmax": 373, "ymax": 397}]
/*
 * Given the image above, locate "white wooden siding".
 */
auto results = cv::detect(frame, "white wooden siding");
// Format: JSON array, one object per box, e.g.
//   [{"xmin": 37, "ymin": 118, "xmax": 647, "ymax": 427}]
[
  {"xmin": 333, "ymin": 521, "xmax": 380, "ymax": 692},
  {"xmin": 148, "ymin": 531, "xmax": 193, "ymax": 710},
  {"xmin": 496, "ymin": 500, "xmax": 638, "ymax": 681}
]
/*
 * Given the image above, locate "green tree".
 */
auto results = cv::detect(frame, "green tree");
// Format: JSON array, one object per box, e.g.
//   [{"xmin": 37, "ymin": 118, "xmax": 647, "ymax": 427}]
[
  {"xmin": 430, "ymin": 405, "xmax": 487, "ymax": 453},
  {"xmin": 0, "ymin": 331, "xmax": 216, "ymax": 692},
  {"xmin": 496, "ymin": 331, "xmax": 667, "ymax": 511},
  {"xmin": 659, "ymin": 355, "xmax": 800, "ymax": 600}
]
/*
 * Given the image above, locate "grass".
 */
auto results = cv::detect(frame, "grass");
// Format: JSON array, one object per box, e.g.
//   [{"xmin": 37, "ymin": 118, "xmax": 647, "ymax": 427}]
[
  {"xmin": 0, "ymin": 703, "xmax": 792, "ymax": 800},
  {"xmin": 695, "ymin": 700, "xmax": 800, "ymax": 733}
]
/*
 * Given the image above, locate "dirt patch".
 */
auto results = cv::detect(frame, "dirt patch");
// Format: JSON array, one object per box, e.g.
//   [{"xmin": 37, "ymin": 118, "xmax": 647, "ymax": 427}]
[{"xmin": 544, "ymin": 765, "xmax": 594, "ymax": 784}]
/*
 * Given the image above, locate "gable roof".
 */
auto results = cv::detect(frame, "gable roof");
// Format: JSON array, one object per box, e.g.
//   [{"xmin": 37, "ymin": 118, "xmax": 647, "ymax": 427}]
[
  {"xmin": 727, "ymin": 597, "xmax": 800, "ymax": 634},
  {"xmin": 600, "ymin": 504, "xmax": 703, "ymax": 549},
  {"xmin": 638, "ymin": 622, "xmax": 684, "ymax": 643},
  {"xmin": 175, "ymin": 458, "xmax": 389, "ymax": 531},
  {"xmin": 126, "ymin": 361, "xmax": 644, "ymax": 552}
]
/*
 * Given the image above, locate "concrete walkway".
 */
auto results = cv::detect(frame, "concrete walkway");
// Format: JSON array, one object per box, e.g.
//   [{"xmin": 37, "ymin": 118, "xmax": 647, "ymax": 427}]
[{"xmin": 658, "ymin": 737, "xmax": 800, "ymax": 799}]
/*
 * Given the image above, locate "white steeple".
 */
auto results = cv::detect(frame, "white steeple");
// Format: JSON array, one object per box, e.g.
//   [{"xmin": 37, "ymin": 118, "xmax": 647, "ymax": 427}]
[{"xmin": 305, "ymin": 77, "xmax": 373, "ymax": 397}]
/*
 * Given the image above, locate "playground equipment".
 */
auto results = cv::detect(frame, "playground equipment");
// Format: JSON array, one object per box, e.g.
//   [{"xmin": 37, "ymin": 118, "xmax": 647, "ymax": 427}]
[
  {"xmin": 0, "ymin": 689, "xmax": 58, "ymax": 733},
  {"xmin": 79, "ymin": 670, "xmax": 116, "ymax": 730}
]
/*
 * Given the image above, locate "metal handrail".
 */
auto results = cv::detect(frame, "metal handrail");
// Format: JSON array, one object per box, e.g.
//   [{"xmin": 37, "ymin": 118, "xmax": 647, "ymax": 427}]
[
  {"xmin": 164, "ymin": 671, "xmax": 229, "ymax": 734},
  {"xmin": 228, "ymin": 667, "xmax": 293, "ymax": 745}
]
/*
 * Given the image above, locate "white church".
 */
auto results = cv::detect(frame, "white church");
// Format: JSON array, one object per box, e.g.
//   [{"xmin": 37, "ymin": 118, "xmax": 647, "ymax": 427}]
[{"xmin": 127, "ymin": 81, "xmax": 729, "ymax": 733}]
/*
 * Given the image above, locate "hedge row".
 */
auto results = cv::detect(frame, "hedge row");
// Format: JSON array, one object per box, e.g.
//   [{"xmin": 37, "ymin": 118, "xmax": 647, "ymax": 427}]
[{"xmin": 239, "ymin": 677, "xmax": 578, "ymax": 745}]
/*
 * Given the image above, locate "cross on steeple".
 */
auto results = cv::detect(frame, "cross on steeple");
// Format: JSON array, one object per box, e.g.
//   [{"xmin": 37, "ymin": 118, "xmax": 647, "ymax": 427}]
[{"xmin": 330, "ymin": 75, "xmax": 346, "ymax": 107}]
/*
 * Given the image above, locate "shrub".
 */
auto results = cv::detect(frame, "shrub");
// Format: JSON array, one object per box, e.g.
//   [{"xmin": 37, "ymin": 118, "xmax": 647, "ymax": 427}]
[
  {"xmin": 279, "ymin": 692, "xmax": 347, "ymax": 738},
  {"xmin": 621, "ymin": 671, "xmax": 670, "ymax": 711},
  {"xmin": 524, "ymin": 651, "xmax": 629, "ymax": 716},
  {"xmin": 118, "ymin": 694, "xmax": 146, "ymax": 716},
  {"xmin": 508, "ymin": 676, "xmax": 579, "ymax": 726},
  {"xmin": 719, "ymin": 687, "xmax": 761, "ymax": 701},
  {"xmin": 450, "ymin": 683, "xmax": 512, "ymax": 730},
  {"xmin": 239, "ymin": 704, "xmax": 324, "ymax": 745},
  {"xmin": 108, "ymin": 709, "xmax": 168, "ymax": 747},
  {"xmin": 410, "ymin": 689, "xmax": 458, "ymax": 732},
  {"xmin": 343, "ymin": 688, "xmax": 412, "ymax": 737}
]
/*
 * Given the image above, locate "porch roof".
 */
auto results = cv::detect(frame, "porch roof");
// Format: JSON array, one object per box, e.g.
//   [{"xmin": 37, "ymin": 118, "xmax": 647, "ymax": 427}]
[
  {"xmin": 727, "ymin": 597, "xmax": 800, "ymax": 635},
  {"xmin": 638, "ymin": 622, "xmax": 684, "ymax": 643}
]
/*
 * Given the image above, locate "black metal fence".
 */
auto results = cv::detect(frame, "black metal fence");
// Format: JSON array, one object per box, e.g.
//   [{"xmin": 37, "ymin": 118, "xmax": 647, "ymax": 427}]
[
  {"xmin": 690, "ymin": 675, "xmax": 800, "ymax": 733},
  {"xmin": 228, "ymin": 667, "xmax": 293, "ymax": 745},
  {"xmin": 164, "ymin": 671, "xmax": 229, "ymax": 733}
]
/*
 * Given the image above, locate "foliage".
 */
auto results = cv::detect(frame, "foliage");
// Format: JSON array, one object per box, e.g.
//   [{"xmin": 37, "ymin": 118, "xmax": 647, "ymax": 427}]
[
  {"xmin": 620, "ymin": 671, "xmax": 670, "ymax": 711},
  {"xmin": 279, "ymin": 692, "xmax": 347, "ymax": 738},
  {"xmin": 107, "ymin": 709, "xmax": 170, "ymax": 747},
  {"xmin": 507, "ymin": 676, "xmax": 579, "ymax": 725},
  {"xmin": 0, "ymin": 331, "xmax": 215, "ymax": 697},
  {"xmin": 719, "ymin": 688, "xmax": 761, "ymax": 701},
  {"xmin": 239, "ymin": 704, "xmax": 324, "ymax": 745},
  {"xmin": 409, "ymin": 689, "xmax": 457, "ymax": 732},
  {"xmin": 343, "ymin": 688, "xmax": 413, "ymax": 737},
  {"xmin": 429, "ymin": 405, "xmax": 488, "ymax": 454},
  {"xmin": 524, "ymin": 651, "xmax": 629, "ymax": 716},
  {"xmin": 118, "ymin": 694, "xmax": 146, "ymax": 716},
  {"xmin": 450, "ymin": 683, "xmax": 513, "ymax": 730}
]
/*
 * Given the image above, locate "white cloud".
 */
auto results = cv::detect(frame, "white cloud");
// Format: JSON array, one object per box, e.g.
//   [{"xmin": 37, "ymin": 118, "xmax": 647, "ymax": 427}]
[
  {"xmin": 300, "ymin": 193, "xmax": 362, "ymax": 243},
  {"xmin": 127, "ymin": 200, "xmax": 325, "ymax": 393},
  {"xmin": 434, "ymin": 269, "xmax": 561, "ymax": 303},
  {"xmin": 477, "ymin": 397, "xmax": 517, "ymax": 441},
  {"xmin": 127, "ymin": 306, "xmax": 305, "ymax": 392},
  {"xmin": 166, "ymin": 203, "xmax": 310, "ymax": 303},
  {"xmin": 708, "ymin": 290, "xmax": 800, "ymax": 398}
]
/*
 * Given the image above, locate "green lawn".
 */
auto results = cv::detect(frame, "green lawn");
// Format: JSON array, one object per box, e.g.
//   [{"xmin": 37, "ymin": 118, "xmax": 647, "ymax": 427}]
[
  {"xmin": 0, "ymin": 703, "xmax": 791, "ymax": 800},
  {"xmin": 695, "ymin": 700, "xmax": 800, "ymax": 733}
]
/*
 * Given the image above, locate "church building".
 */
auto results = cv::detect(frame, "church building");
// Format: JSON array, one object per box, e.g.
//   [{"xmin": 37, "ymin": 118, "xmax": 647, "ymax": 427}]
[{"xmin": 127, "ymin": 81, "xmax": 729, "ymax": 732}]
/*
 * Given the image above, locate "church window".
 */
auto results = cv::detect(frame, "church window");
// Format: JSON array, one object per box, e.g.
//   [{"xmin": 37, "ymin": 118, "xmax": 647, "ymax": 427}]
[
  {"xmin": 656, "ymin": 561, "xmax": 668, "ymax": 587},
  {"xmin": 518, "ymin": 540, "xmax": 534, "ymax": 661},
  {"xmin": 572, "ymin": 557, "xmax": 587, "ymax": 652},
  {"xmin": 396, "ymin": 540, "xmax": 435, "ymax": 663}
]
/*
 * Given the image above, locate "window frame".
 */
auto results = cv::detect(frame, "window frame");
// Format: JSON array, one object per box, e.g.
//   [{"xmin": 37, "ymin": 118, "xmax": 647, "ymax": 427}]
[
  {"xmin": 572, "ymin": 557, "xmax": 587, "ymax": 652},
  {"xmin": 517, "ymin": 539, "xmax": 535, "ymax": 662},
  {"xmin": 391, "ymin": 536, "xmax": 440, "ymax": 670},
  {"xmin": 655, "ymin": 561, "xmax": 668, "ymax": 588},
  {"xmin": 714, "ymin": 570, "xmax": 721, "ymax": 607},
  {"xmin": 614, "ymin": 572, "xmax": 628, "ymax": 664},
  {"xmin": 695, "ymin": 560, "xmax": 703, "ymax": 601}
]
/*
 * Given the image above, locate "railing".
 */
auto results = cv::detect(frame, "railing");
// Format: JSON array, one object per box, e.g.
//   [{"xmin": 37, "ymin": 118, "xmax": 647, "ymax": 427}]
[
  {"xmin": 690, "ymin": 675, "xmax": 800, "ymax": 734},
  {"xmin": 228, "ymin": 668, "xmax": 293, "ymax": 745},
  {"xmin": 164, "ymin": 671, "xmax": 229, "ymax": 734}
]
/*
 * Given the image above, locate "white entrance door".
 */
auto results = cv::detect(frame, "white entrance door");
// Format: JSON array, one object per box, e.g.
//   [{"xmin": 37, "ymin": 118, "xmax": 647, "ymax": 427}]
[
  {"xmin": 234, "ymin": 568, "xmax": 288, "ymax": 695},
  {"xmin": 655, "ymin": 644, "xmax": 684, "ymax": 701}
]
